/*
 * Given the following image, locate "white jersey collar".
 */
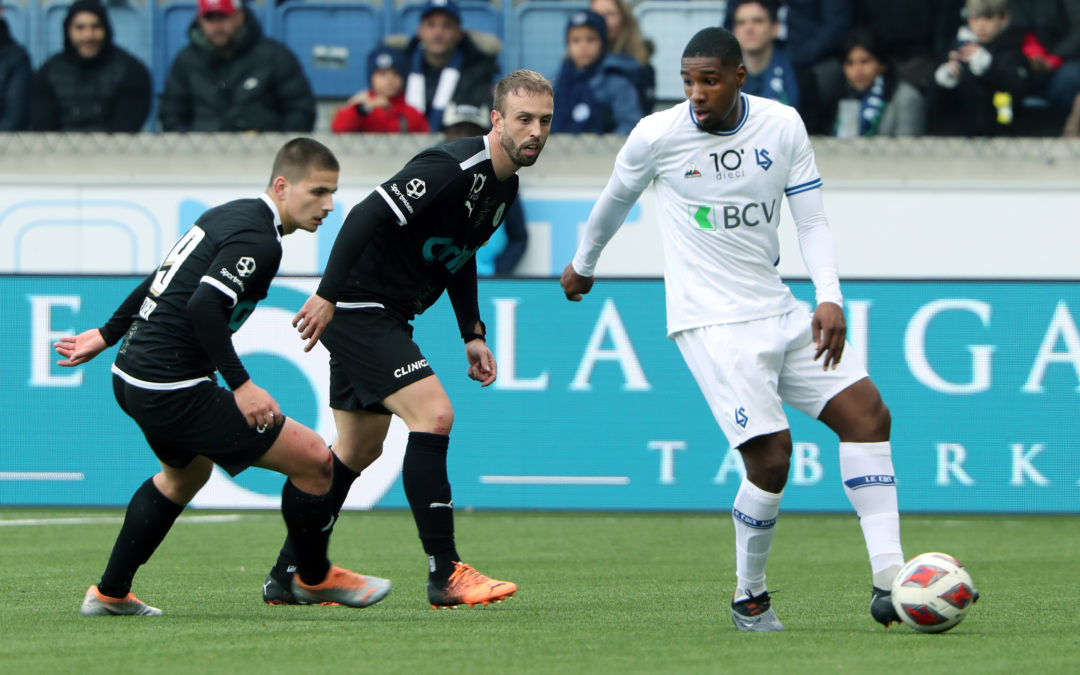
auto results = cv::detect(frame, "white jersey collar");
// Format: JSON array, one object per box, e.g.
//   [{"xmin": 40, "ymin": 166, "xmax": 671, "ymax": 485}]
[
  {"xmin": 259, "ymin": 192, "xmax": 284, "ymax": 242},
  {"xmin": 687, "ymin": 94, "xmax": 750, "ymax": 136}
]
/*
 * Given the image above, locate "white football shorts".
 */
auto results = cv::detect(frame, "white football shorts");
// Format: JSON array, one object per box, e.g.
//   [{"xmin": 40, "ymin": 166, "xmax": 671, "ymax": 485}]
[{"xmin": 673, "ymin": 308, "xmax": 868, "ymax": 448}]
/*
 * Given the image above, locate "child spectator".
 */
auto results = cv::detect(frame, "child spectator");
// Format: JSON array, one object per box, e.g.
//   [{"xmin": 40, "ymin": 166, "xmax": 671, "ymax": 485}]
[
  {"xmin": 929, "ymin": 0, "xmax": 1031, "ymax": 135},
  {"xmin": 552, "ymin": 9, "xmax": 643, "ymax": 135},
  {"xmin": 590, "ymin": 0, "xmax": 656, "ymax": 112},
  {"xmin": 331, "ymin": 45, "xmax": 430, "ymax": 133},
  {"xmin": 831, "ymin": 28, "xmax": 925, "ymax": 137}
]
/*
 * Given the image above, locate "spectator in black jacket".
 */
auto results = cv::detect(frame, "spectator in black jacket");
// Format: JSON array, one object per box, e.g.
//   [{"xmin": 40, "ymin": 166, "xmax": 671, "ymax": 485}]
[
  {"xmin": 384, "ymin": 0, "xmax": 500, "ymax": 132},
  {"xmin": 30, "ymin": 0, "xmax": 151, "ymax": 132},
  {"xmin": 159, "ymin": 0, "xmax": 315, "ymax": 132},
  {"xmin": 853, "ymin": 0, "xmax": 966, "ymax": 93},
  {"xmin": 0, "ymin": 6, "xmax": 32, "ymax": 131},
  {"xmin": 929, "ymin": 0, "xmax": 1031, "ymax": 136},
  {"xmin": 1009, "ymin": 0, "xmax": 1080, "ymax": 134}
]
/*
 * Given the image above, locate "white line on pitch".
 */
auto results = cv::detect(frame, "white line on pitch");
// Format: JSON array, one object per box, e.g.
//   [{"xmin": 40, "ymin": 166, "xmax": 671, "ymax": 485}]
[
  {"xmin": 480, "ymin": 475, "xmax": 630, "ymax": 486},
  {"xmin": 0, "ymin": 515, "xmax": 250, "ymax": 527},
  {"xmin": 0, "ymin": 472, "xmax": 86, "ymax": 481}
]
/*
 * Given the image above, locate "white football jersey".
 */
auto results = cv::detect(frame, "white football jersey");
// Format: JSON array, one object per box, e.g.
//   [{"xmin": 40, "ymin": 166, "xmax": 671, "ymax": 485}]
[{"xmin": 611, "ymin": 94, "xmax": 822, "ymax": 334}]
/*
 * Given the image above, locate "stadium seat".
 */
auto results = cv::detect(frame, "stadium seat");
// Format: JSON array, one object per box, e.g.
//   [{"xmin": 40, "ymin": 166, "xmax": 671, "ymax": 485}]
[
  {"xmin": 274, "ymin": 0, "xmax": 384, "ymax": 99},
  {"xmin": 393, "ymin": 0, "xmax": 505, "ymax": 43},
  {"xmin": 633, "ymin": 1, "xmax": 726, "ymax": 102},
  {"xmin": 40, "ymin": 0, "xmax": 153, "ymax": 69},
  {"xmin": 507, "ymin": 0, "xmax": 576, "ymax": 80}
]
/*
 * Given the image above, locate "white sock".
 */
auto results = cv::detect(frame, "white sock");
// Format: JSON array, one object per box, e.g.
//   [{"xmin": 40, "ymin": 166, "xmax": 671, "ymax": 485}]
[
  {"xmin": 839, "ymin": 442, "xmax": 904, "ymax": 588},
  {"xmin": 731, "ymin": 479, "xmax": 783, "ymax": 601}
]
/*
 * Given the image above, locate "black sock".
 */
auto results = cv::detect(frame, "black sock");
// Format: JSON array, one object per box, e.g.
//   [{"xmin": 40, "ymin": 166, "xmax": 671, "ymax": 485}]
[
  {"xmin": 402, "ymin": 432, "xmax": 459, "ymax": 581},
  {"xmin": 280, "ymin": 479, "xmax": 333, "ymax": 586},
  {"xmin": 98, "ymin": 478, "xmax": 184, "ymax": 598},
  {"xmin": 272, "ymin": 450, "xmax": 359, "ymax": 582}
]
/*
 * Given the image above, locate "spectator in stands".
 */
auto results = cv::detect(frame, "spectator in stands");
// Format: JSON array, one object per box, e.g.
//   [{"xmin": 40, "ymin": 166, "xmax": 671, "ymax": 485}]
[
  {"xmin": 590, "ymin": 0, "xmax": 656, "ymax": 113},
  {"xmin": 928, "ymin": 0, "xmax": 1031, "ymax": 136},
  {"xmin": 331, "ymin": 45, "xmax": 429, "ymax": 133},
  {"xmin": 1009, "ymin": 0, "xmax": 1080, "ymax": 135},
  {"xmin": 0, "ymin": 5, "xmax": 31, "ymax": 131},
  {"xmin": 732, "ymin": 0, "xmax": 803, "ymax": 110},
  {"xmin": 724, "ymin": 0, "xmax": 854, "ymax": 134},
  {"xmin": 30, "ymin": 0, "xmax": 151, "ymax": 132},
  {"xmin": 829, "ymin": 28, "xmax": 925, "ymax": 137},
  {"xmin": 852, "ymin": 0, "xmax": 965, "ymax": 97},
  {"xmin": 383, "ymin": 0, "xmax": 500, "ymax": 133},
  {"xmin": 441, "ymin": 104, "xmax": 529, "ymax": 276},
  {"xmin": 160, "ymin": 0, "xmax": 315, "ymax": 132},
  {"xmin": 552, "ymin": 9, "xmax": 643, "ymax": 135}
]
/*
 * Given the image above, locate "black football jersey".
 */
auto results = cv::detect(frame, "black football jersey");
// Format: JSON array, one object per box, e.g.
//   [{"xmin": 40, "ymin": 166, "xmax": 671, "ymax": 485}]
[
  {"xmin": 113, "ymin": 196, "xmax": 283, "ymax": 385},
  {"xmin": 336, "ymin": 135, "xmax": 518, "ymax": 319}
]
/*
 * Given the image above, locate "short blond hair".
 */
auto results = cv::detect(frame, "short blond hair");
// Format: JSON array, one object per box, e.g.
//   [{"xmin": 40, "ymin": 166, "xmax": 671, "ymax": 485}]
[{"xmin": 493, "ymin": 70, "xmax": 553, "ymax": 115}]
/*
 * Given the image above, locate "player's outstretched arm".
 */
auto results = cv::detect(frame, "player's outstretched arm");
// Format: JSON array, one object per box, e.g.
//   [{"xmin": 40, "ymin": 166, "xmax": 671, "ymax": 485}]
[
  {"xmin": 560, "ymin": 263, "xmax": 595, "ymax": 302},
  {"xmin": 465, "ymin": 339, "xmax": 497, "ymax": 387},
  {"xmin": 812, "ymin": 301, "xmax": 846, "ymax": 371},
  {"xmin": 293, "ymin": 293, "xmax": 335, "ymax": 352},
  {"xmin": 54, "ymin": 329, "xmax": 109, "ymax": 367}
]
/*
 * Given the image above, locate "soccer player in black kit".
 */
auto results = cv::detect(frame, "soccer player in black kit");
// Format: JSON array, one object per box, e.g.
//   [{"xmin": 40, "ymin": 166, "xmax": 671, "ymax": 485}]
[
  {"xmin": 261, "ymin": 70, "xmax": 554, "ymax": 609},
  {"xmin": 55, "ymin": 138, "xmax": 391, "ymax": 615}
]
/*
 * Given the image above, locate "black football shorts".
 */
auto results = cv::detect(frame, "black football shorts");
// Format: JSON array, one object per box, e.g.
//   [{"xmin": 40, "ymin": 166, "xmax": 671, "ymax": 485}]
[
  {"xmin": 321, "ymin": 307, "xmax": 435, "ymax": 414},
  {"xmin": 112, "ymin": 374, "xmax": 285, "ymax": 476}
]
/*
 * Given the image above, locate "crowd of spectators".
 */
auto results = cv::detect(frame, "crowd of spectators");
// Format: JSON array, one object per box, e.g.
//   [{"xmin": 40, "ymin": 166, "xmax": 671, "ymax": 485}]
[
  {"xmin": 5, "ymin": 0, "xmax": 1078, "ymax": 278},
  {"xmin": 2, "ymin": 0, "xmax": 1078, "ymax": 137}
]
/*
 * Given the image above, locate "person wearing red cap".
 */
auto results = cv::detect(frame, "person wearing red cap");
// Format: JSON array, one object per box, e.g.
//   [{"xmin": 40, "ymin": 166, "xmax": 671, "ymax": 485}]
[
  {"xmin": 30, "ymin": 0, "xmax": 151, "ymax": 131},
  {"xmin": 160, "ymin": 0, "xmax": 315, "ymax": 132}
]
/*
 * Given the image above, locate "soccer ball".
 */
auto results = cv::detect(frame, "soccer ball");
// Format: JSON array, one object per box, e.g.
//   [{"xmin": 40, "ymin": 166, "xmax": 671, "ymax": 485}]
[{"xmin": 890, "ymin": 552, "xmax": 977, "ymax": 633}]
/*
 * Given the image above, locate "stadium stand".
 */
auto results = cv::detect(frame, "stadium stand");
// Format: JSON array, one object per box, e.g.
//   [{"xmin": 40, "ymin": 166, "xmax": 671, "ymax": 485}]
[
  {"xmin": 506, "ymin": 0, "xmax": 576, "ymax": 81},
  {"xmin": 1, "ymin": 0, "xmax": 30, "ymax": 56},
  {"xmin": 276, "ymin": 0, "xmax": 383, "ymax": 99},
  {"xmin": 152, "ymin": 0, "xmax": 272, "ymax": 94},
  {"xmin": 40, "ymin": 0, "xmax": 152, "ymax": 67},
  {"xmin": 633, "ymin": 1, "xmax": 726, "ymax": 102},
  {"xmin": 394, "ymin": 0, "xmax": 505, "ymax": 43}
]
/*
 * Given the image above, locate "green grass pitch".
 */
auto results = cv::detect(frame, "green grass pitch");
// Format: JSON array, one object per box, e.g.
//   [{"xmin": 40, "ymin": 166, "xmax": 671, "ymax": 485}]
[{"xmin": 1, "ymin": 509, "xmax": 1077, "ymax": 674}]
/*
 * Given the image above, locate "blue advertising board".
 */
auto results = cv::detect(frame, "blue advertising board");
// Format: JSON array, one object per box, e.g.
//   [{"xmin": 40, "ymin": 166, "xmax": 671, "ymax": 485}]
[{"xmin": 1, "ymin": 276, "xmax": 1077, "ymax": 513}]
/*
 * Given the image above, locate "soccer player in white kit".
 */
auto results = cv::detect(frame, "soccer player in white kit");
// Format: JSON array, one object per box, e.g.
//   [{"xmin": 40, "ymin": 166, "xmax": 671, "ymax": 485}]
[{"xmin": 561, "ymin": 27, "xmax": 905, "ymax": 632}]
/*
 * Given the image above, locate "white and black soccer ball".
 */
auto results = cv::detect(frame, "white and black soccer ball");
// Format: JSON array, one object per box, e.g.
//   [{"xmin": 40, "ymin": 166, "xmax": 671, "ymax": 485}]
[{"xmin": 890, "ymin": 552, "xmax": 977, "ymax": 633}]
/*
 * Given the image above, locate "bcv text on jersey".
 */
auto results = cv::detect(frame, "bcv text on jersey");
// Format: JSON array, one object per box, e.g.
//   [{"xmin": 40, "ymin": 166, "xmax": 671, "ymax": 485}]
[{"xmin": 690, "ymin": 199, "xmax": 778, "ymax": 230}]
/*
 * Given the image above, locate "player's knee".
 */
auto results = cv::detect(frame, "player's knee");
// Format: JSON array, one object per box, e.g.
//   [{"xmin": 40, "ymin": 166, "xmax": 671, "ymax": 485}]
[
  {"xmin": 156, "ymin": 463, "xmax": 211, "ymax": 505},
  {"xmin": 421, "ymin": 404, "xmax": 454, "ymax": 435},
  {"xmin": 294, "ymin": 437, "xmax": 333, "ymax": 491},
  {"xmin": 332, "ymin": 436, "xmax": 384, "ymax": 469},
  {"xmin": 747, "ymin": 460, "xmax": 789, "ymax": 493},
  {"xmin": 847, "ymin": 399, "xmax": 891, "ymax": 442},
  {"xmin": 741, "ymin": 443, "xmax": 791, "ymax": 493},
  {"xmin": 870, "ymin": 401, "xmax": 891, "ymax": 438}
]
